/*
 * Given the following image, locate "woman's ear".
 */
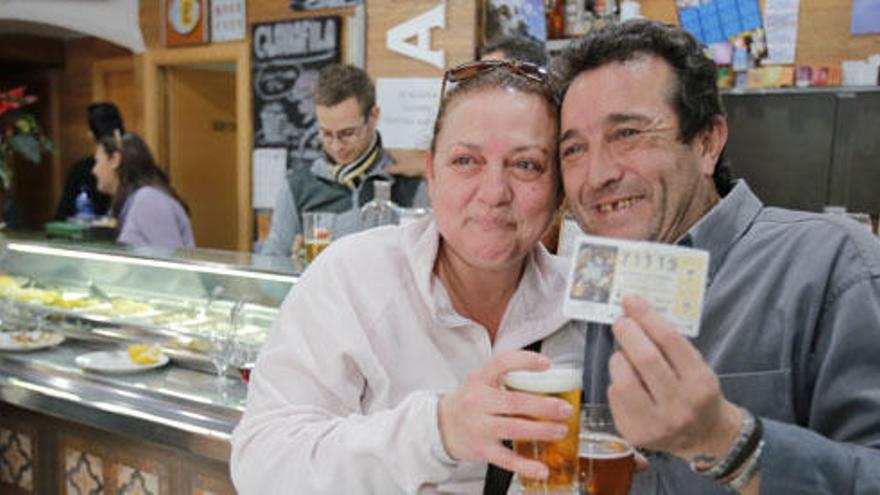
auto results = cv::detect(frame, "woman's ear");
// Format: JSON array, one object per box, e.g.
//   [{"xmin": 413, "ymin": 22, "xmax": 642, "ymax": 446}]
[{"xmin": 110, "ymin": 151, "xmax": 122, "ymax": 171}]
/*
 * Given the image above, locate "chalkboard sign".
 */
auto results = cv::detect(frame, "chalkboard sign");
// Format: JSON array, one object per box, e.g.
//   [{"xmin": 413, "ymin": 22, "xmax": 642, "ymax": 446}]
[{"xmin": 252, "ymin": 17, "xmax": 341, "ymax": 169}]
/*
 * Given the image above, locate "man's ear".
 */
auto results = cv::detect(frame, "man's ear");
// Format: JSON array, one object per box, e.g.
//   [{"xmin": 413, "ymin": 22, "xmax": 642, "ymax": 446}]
[
  {"xmin": 368, "ymin": 105, "xmax": 380, "ymax": 128},
  {"xmin": 696, "ymin": 116, "xmax": 728, "ymax": 177}
]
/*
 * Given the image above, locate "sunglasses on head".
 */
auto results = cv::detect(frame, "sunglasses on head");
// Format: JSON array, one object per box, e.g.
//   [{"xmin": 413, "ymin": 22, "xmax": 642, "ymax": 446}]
[{"xmin": 439, "ymin": 60, "xmax": 557, "ymax": 106}]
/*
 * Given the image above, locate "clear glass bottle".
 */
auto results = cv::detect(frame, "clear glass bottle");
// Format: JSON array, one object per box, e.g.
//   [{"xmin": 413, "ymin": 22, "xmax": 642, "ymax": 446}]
[
  {"xmin": 74, "ymin": 187, "xmax": 95, "ymax": 221},
  {"xmin": 360, "ymin": 180, "xmax": 399, "ymax": 228}
]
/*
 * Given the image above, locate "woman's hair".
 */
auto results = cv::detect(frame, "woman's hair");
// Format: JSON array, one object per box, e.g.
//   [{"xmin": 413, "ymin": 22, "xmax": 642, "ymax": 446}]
[
  {"xmin": 430, "ymin": 65, "xmax": 560, "ymax": 155},
  {"xmin": 96, "ymin": 132, "xmax": 189, "ymax": 219}
]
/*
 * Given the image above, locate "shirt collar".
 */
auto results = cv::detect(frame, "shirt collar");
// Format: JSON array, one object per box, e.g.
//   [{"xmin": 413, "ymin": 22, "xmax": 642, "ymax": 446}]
[
  {"xmin": 685, "ymin": 180, "xmax": 763, "ymax": 283},
  {"xmin": 405, "ymin": 218, "xmax": 570, "ymax": 350}
]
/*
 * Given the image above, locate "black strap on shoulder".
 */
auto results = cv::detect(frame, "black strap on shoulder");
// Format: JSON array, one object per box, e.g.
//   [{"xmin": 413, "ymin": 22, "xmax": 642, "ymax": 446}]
[{"xmin": 482, "ymin": 340, "xmax": 543, "ymax": 495}]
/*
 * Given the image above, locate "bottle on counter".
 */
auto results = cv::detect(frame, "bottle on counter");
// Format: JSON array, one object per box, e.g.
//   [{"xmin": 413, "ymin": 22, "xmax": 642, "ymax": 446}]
[
  {"xmin": 360, "ymin": 180, "xmax": 399, "ymax": 228},
  {"xmin": 74, "ymin": 187, "xmax": 95, "ymax": 221},
  {"xmin": 545, "ymin": 0, "xmax": 566, "ymax": 39}
]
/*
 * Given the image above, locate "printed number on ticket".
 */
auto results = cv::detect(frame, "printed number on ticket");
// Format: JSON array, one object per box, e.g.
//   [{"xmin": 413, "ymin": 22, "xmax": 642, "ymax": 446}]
[{"xmin": 563, "ymin": 235, "xmax": 709, "ymax": 337}]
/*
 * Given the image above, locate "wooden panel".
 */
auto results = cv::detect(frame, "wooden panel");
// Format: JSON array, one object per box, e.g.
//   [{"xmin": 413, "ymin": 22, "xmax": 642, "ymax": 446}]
[
  {"xmin": 59, "ymin": 39, "xmax": 132, "ymax": 191},
  {"xmin": 248, "ymin": 0, "xmax": 355, "ymax": 23},
  {"xmin": 92, "ymin": 57, "xmax": 143, "ymax": 136},
  {"xmin": 140, "ymin": 0, "xmax": 164, "ymax": 50},
  {"xmin": 797, "ymin": 0, "xmax": 880, "ymax": 65},
  {"xmin": 167, "ymin": 67, "xmax": 239, "ymax": 250},
  {"xmin": 366, "ymin": 1, "xmax": 478, "ymax": 176},
  {"xmin": 0, "ymin": 35, "xmax": 64, "ymax": 66}
]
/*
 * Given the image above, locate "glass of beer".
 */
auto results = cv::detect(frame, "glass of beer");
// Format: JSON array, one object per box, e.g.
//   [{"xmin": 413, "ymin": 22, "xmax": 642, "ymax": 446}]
[
  {"xmin": 578, "ymin": 404, "xmax": 635, "ymax": 495},
  {"xmin": 303, "ymin": 212, "xmax": 336, "ymax": 263},
  {"xmin": 504, "ymin": 367, "xmax": 582, "ymax": 494}
]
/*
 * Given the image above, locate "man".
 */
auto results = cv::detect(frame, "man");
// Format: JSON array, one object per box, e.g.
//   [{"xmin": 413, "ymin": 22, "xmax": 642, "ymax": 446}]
[
  {"xmin": 478, "ymin": 35, "xmax": 548, "ymax": 67},
  {"xmin": 55, "ymin": 103, "xmax": 122, "ymax": 220},
  {"xmin": 261, "ymin": 64, "xmax": 428, "ymax": 257},
  {"xmin": 555, "ymin": 20, "xmax": 880, "ymax": 493}
]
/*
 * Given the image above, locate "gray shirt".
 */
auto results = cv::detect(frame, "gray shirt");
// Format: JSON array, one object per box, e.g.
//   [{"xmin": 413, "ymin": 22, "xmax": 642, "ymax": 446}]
[
  {"xmin": 260, "ymin": 155, "xmax": 429, "ymax": 258},
  {"xmin": 584, "ymin": 181, "xmax": 880, "ymax": 493}
]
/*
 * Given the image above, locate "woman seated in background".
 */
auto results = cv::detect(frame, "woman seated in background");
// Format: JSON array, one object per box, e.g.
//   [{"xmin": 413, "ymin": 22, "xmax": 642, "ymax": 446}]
[
  {"xmin": 92, "ymin": 131, "xmax": 194, "ymax": 249},
  {"xmin": 231, "ymin": 61, "xmax": 584, "ymax": 493}
]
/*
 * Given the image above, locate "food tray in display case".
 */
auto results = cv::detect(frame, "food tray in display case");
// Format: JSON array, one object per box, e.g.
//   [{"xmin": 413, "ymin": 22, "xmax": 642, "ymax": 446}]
[{"xmin": 0, "ymin": 235, "xmax": 299, "ymax": 373}]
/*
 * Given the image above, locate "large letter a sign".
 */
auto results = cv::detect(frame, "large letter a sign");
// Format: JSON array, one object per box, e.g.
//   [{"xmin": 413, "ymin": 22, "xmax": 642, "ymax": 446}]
[{"xmin": 386, "ymin": 3, "xmax": 445, "ymax": 69}]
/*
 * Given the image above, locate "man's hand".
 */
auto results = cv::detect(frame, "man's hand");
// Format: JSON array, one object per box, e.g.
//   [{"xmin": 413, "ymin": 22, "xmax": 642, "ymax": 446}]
[
  {"xmin": 438, "ymin": 351, "xmax": 574, "ymax": 480},
  {"xmin": 291, "ymin": 234, "xmax": 303, "ymax": 260},
  {"xmin": 607, "ymin": 296, "xmax": 743, "ymax": 463}
]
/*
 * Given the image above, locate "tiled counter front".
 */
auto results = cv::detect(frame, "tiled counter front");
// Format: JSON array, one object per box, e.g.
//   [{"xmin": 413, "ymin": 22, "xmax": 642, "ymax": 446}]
[{"xmin": 0, "ymin": 403, "xmax": 235, "ymax": 494}]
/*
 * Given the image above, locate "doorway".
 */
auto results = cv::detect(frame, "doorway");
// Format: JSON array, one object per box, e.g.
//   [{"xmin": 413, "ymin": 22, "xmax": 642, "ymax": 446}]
[
  {"xmin": 143, "ymin": 42, "xmax": 252, "ymax": 252},
  {"xmin": 164, "ymin": 64, "xmax": 238, "ymax": 250}
]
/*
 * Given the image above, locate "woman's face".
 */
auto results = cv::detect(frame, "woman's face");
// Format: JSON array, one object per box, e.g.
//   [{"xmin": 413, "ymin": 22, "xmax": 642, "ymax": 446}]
[
  {"xmin": 427, "ymin": 88, "xmax": 559, "ymax": 273},
  {"xmin": 92, "ymin": 144, "xmax": 120, "ymax": 196}
]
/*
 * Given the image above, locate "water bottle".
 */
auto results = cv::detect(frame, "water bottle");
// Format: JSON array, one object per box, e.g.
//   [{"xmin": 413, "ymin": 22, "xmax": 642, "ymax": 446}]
[
  {"xmin": 360, "ymin": 180, "xmax": 399, "ymax": 228},
  {"xmin": 74, "ymin": 187, "xmax": 95, "ymax": 221}
]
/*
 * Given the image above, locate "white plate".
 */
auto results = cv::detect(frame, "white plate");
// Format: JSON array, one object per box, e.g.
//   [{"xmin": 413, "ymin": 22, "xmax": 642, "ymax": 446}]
[
  {"xmin": 75, "ymin": 350, "xmax": 169, "ymax": 374},
  {"xmin": 0, "ymin": 331, "xmax": 65, "ymax": 352}
]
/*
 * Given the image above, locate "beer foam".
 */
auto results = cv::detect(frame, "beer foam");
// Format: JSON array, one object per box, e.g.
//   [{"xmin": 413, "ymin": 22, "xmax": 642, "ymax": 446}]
[
  {"xmin": 579, "ymin": 432, "xmax": 634, "ymax": 459},
  {"xmin": 504, "ymin": 368, "xmax": 581, "ymax": 393}
]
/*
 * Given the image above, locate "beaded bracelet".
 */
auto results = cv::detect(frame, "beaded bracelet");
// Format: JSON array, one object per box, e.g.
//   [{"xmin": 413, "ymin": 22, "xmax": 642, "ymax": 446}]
[
  {"xmin": 724, "ymin": 438, "xmax": 765, "ymax": 490},
  {"xmin": 689, "ymin": 409, "xmax": 756, "ymax": 480}
]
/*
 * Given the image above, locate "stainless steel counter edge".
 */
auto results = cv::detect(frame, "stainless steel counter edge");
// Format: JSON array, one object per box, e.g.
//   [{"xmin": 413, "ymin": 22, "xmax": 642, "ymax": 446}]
[{"xmin": 0, "ymin": 343, "xmax": 246, "ymax": 463}]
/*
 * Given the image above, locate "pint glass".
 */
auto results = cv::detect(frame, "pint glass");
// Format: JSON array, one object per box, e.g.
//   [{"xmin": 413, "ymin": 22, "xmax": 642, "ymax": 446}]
[
  {"xmin": 303, "ymin": 212, "xmax": 336, "ymax": 263},
  {"xmin": 504, "ymin": 368, "xmax": 582, "ymax": 493},
  {"xmin": 578, "ymin": 404, "xmax": 635, "ymax": 495}
]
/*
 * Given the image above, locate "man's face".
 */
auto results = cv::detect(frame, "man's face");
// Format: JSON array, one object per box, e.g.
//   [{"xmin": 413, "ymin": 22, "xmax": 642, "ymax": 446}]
[
  {"xmin": 315, "ymin": 96, "xmax": 377, "ymax": 165},
  {"xmin": 559, "ymin": 55, "xmax": 723, "ymax": 243}
]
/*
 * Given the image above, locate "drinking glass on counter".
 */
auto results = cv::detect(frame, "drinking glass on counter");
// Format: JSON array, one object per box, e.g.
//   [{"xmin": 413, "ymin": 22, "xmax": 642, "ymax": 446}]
[
  {"xmin": 208, "ymin": 301, "xmax": 244, "ymax": 382},
  {"xmin": 504, "ymin": 367, "xmax": 582, "ymax": 494},
  {"xmin": 303, "ymin": 212, "xmax": 336, "ymax": 263},
  {"xmin": 578, "ymin": 404, "xmax": 635, "ymax": 495}
]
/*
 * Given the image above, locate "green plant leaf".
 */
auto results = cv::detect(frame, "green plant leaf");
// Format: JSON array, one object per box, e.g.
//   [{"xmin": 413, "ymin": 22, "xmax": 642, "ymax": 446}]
[{"xmin": 9, "ymin": 134, "xmax": 41, "ymax": 163}]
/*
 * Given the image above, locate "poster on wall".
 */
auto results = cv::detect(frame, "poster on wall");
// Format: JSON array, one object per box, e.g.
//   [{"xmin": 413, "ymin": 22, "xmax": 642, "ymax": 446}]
[
  {"xmin": 483, "ymin": 0, "xmax": 547, "ymax": 44},
  {"xmin": 851, "ymin": 0, "xmax": 880, "ymax": 34},
  {"xmin": 163, "ymin": 0, "xmax": 209, "ymax": 47},
  {"xmin": 252, "ymin": 17, "xmax": 341, "ymax": 170},
  {"xmin": 290, "ymin": 0, "xmax": 362, "ymax": 11},
  {"xmin": 212, "ymin": 0, "xmax": 247, "ymax": 42}
]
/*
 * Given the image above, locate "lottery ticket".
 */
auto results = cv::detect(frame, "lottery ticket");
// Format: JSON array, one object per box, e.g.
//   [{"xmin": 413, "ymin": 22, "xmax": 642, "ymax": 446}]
[{"xmin": 563, "ymin": 235, "xmax": 709, "ymax": 337}]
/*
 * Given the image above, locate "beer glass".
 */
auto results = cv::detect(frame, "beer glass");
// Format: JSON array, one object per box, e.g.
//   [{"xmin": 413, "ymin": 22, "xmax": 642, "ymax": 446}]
[
  {"xmin": 578, "ymin": 404, "xmax": 635, "ymax": 495},
  {"xmin": 504, "ymin": 367, "xmax": 582, "ymax": 494},
  {"xmin": 303, "ymin": 212, "xmax": 336, "ymax": 263}
]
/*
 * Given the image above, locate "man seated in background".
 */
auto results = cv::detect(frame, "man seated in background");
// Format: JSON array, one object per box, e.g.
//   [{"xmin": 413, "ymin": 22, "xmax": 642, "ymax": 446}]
[
  {"xmin": 555, "ymin": 19, "xmax": 880, "ymax": 493},
  {"xmin": 55, "ymin": 103, "xmax": 123, "ymax": 220},
  {"xmin": 260, "ymin": 64, "xmax": 428, "ymax": 258},
  {"xmin": 478, "ymin": 35, "xmax": 548, "ymax": 67}
]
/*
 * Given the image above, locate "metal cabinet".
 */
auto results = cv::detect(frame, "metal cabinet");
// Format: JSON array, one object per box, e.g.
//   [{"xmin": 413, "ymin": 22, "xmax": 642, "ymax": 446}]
[{"xmin": 722, "ymin": 87, "xmax": 880, "ymax": 213}]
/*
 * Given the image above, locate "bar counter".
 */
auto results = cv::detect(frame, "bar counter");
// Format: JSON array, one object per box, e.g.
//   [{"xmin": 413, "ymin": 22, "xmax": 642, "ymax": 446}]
[{"xmin": 0, "ymin": 339, "xmax": 244, "ymax": 493}]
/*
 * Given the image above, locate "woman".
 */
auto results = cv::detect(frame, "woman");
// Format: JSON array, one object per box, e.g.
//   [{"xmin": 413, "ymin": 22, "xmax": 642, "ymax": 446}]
[
  {"xmin": 92, "ymin": 132, "xmax": 194, "ymax": 249},
  {"xmin": 231, "ymin": 62, "xmax": 584, "ymax": 493}
]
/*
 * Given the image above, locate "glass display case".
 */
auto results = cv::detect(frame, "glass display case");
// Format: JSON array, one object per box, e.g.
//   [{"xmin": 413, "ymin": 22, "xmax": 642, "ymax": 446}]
[{"xmin": 0, "ymin": 233, "xmax": 299, "ymax": 373}]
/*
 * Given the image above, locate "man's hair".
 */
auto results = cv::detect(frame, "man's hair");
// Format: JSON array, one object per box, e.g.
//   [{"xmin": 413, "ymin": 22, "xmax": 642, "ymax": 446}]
[
  {"xmin": 553, "ymin": 19, "xmax": 734, "ymax": 195},
  {"xmin": 87, "ymin": 102, "xmax": 125, "ymax": 140},
  {"xmin": 479, "ymin": 36, "xmax": 548, "ymax": 67},
  {"xmin": 315, "ymin": 64, "xmax": 376, "ymax": 118}
]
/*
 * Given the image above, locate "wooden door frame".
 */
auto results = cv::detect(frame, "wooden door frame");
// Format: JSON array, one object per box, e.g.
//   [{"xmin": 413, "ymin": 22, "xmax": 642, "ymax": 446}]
[{"xmin": 142, "ymin": 42, "xmax": 252, "ymax": 251}]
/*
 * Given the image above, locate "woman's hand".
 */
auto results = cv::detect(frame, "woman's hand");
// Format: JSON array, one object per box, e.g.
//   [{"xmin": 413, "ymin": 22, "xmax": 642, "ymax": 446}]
[{"xmin": 437, "ymin": 350, "xmax": 575, "ymax": 480}]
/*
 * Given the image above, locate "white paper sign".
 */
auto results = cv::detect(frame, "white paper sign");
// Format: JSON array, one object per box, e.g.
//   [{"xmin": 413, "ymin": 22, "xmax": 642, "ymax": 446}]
[
  {"xmin": 212, "ymin": 0, "xmax": 247, "ymax": 43},
  {"xmin": 376, "ymin": 78, "xmax": 442, "ymax": 150},
  {"xmin": 764, "ymin": 0, "xmax": 800, "ymax": 65},
  {"xmin": 252, "ymin": 148, "xmax": 287, "ymax": 209}
]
